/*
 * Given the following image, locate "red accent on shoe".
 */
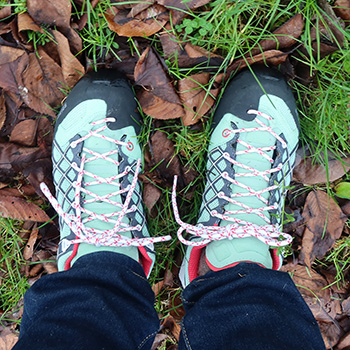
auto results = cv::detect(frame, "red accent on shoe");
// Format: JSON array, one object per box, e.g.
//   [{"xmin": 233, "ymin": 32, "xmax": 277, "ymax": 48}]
[
  {"xmin": 138, "ymin": 246, "xmax": 153, "ymax": 277},
  {"xmin": 271, "ymin": 249, "xmax": 280, "ymax": 270},
  {"xmin": 205, "ymin": 256, "xmax": 266, "ymax": 271},
  {"xmin": 188, "ymin": 246, "xmax": 205, "ymax": 283},
  {"xmin": 64, "ymin": 243, "xmax": 79, "ymax": 270}
]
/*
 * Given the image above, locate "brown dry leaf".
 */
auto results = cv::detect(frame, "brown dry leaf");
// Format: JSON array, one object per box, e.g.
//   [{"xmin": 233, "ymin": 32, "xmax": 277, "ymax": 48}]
[
  {"xmin": 281, "ymin": 264, "xmax": 341, "ymax": 348},
  {"xmin": 151, "ymin": 334, "xmax": 168, "ymax": 350},
  {"xmin": 27, "ymin": 0, "xmax": 71, "ymax": 30},
  {"xmin": 157, "ymin": 0, "xmax": 210, "ymax": 11},
  {"xmin": 0, "ymin": 46, "xmax": 26, "ymax": 65},
  {"xmin": 0, "ymin": 327, "xmax": 18, "ymax": 350},
  {"xmin": 257, "ymin": 13, "xmax": 304, "ymax": 52},
  {"xmin": 225, "ymin": 50, "xmax": 288, "ymax": 80},
  {"xmin": 152, "ymin": 279, "xmax": 164, "ymax": 297},
  {"xmin": 17, "ymin": 12, "xmax": 44, "ymax": 33},
  {"xmin": 36, "ymin": 250, "xmax": 58, "ymax": 274},
  {"xmin": 52, "ymin": 30, "xmax": 85, "ymax": 89},
  {"xmin": 161, "ymin": 316, "xmax": 181, "ymax": 341},
  {"xmin": 135, "ymin": 47, "xmax": 184, "ymax": 119},
  {"xmin": 299, "ymin": 190, "xmax": 347, "ymax": 269},
  {"xmin": 0, "ymin": 185, "xmax": 36, "ymax": 198},
  {"xmin": 77, "ymin": 0, "xmax": 99, "ymax": 30},
  {"xmin": 143, "ymin": 182, "xmax": 162, "ymax": 215},
  {"xmin": 0, "ymin": 91, "xmax": 6, "ymax": 131},
  {"xmin": 293, "ymin": 156, "xmax": 350, "ymax": 185},
  {"xmin": 0, "ymin": 2, "xmax": 11, "ymax": 20},
  {"xmin": 10, "ymin": 119, "xmax": 38, "ymax": 146},
  {"xmin": 334, "ymin": 0, "xmax": 350, "ymax": 26},
  {"xmin": 23, "ymin": 226, "xmax": 38, "ymax": 260},
  {"xmin": 0, "ymin": 195, "xmax": 50, "ymax": 222},
  {"xmin": 21, "ymin": 48, "xmax": 65, "ymax": 117},
  {"xmin": 178, "ymin": 73, "xmax": 215, "ymax": 126},
  {"xmin": 150, "ymin": 130, "xmax": 181, "ymax": 185},
  {"xmin": 337, "ymin": 333, "xmax": 350, "ymax": 350},
  {"xmin": 135, "ymin": 47, "xmax": 181, "ymax": 104},
  {"xmin": 106, "ymin": 5, "xmax": 168, "ymax": 37}
]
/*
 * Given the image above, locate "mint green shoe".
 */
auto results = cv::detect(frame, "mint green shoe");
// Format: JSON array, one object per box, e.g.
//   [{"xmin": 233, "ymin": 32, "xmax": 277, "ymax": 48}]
[
  {"xmin": 40, "ymin": 70, "xmax": 170, "ymax": 277},
  {"xmin": 172, "ymin": 67, "xmax": 299, "ymax": 287}
]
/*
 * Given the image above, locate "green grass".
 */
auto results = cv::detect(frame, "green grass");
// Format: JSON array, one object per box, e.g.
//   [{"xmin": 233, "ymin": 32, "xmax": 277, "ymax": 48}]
[{"xmin": 0, "ymin": 218, "xmax": 30, "ymax": 326}]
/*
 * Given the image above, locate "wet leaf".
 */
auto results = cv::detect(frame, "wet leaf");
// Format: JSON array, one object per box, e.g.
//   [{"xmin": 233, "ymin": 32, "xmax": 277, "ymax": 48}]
[
  {"xmin": 256, "ymin": 13, "xmax": 304, "ymax": 52},
  {"xmin": 334, "ymin": 0, "xmax": 350, "ymax": 27},
  {"xmin": 0, "ymin": 327, "xmax": 18, "ymax": 350},
  {"xmin": 135, "ymin": 47, "xmax": 184, "ymax": 119},
  {"xmin": 0, "ymin": 195, "xmax": 50, "ymax": 222},
  {"xmin": 161, "ymin": 316, "xmax": 181, "ymax": 341},
  {"xmin": 10, "ymin": 119, "xmax": 38, "ymax": 146},
  {"xmin": 27, "ymin": 0, "xmax": 71, "ymax": 30},
  {"xmin": 157, "ymin": 0, "xmax": 211, "ymax": 11},
  {"xmin": 52, "ymin": 30, "xmax": 85, "ymax": 89},
  {"xmin": 21, "ymin": 48, "xmax": 65, "ymax": 117},
  {"xmin": 293, "ymin": 156, "xmax": 350, "ymax": 185},
  {"xmin": 143, "ymin": 182, "xmax": 162, "ymax": 216},
  {"xmin": 0, "ymin": 46, "xmax": 26, "ymax": 65},
  {"xmin": 17, "ymin": 12, "xmax": 44, "ymax": 33},
  {"xmin": 106, "ymin": 5, "xmax": 168, "ymax": 37},
  {"xmin": 178, "ymin": 73, "xmax": 216, "ymax": 126},
  {"xmin": 23, "ymin": 226, "xmax": 38, "ymax": 260},
  {"xmin": 299, "ymin": 190, "xmax": 347, "ymax": 269}
]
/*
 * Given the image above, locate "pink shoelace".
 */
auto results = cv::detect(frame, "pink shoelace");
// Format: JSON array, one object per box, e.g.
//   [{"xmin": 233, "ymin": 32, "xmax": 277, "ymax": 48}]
[
  {"xmin": 41, "ymin": 118, "xmax": 171, "ymax": 247},
  {"xmin": 172, "ymin": 109, "xmax": 293, "ymax": 248}
]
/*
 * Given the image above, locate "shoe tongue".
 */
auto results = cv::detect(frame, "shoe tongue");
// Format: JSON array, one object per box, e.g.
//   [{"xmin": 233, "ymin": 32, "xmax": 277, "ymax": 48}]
[
  {"xmin": 225, "ymin": 118, "xmax": 276, "ymax": 226},
  {"xmin": 81, "ymin": 133, "xmax": 129, "ymax": 233}
]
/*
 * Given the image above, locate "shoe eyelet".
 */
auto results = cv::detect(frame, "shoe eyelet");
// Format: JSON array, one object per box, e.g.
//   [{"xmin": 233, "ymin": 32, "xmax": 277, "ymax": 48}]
[
  {"xmin": 222, "ymin": 129, "xmax": 230, "ymax": 138},
  {"xmin": 126, "ymin": 142, "xmax": 134, "ymax": 151}
]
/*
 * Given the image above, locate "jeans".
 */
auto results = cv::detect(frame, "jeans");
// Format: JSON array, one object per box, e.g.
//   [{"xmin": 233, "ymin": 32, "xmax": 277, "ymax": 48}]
[{"xmin": 14, "ymin": 252, "xmax": 325, "ymax": 350}]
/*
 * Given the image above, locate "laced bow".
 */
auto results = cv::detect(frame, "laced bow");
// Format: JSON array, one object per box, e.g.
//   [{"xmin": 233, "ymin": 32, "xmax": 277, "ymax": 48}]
[
  {"xmin": 41, "ymin": 118, "xmax": 171, "ymax": 247},
  {"xmin": 172, "ymin": 110, "xmax": 292, "ymax": 248}
]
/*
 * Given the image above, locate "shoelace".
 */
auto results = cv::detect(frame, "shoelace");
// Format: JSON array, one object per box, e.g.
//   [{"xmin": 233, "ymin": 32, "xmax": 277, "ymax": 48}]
[
  {"xmin": 41, "ymin": 118, "xmax": 171, "ymax": 247},
  {"xmin": 172, "ymin": 109, "xmax": 292, "ymax": 247}
]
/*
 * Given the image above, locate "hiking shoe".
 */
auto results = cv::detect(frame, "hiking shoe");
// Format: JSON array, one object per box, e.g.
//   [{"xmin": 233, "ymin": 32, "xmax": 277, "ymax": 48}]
[
  {"xmin": 172, "ymin": 67, "xmax": 299, "ymax": 287},
  {"xmin": 40, "ymin": 70, "xmax": 170, "ymax": 277}
]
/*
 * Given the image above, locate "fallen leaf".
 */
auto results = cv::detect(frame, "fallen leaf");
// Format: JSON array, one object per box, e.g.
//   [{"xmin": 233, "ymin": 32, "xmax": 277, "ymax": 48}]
[
  {"xmin": 225, "ymin": 50, "xmax": 288, "ymax": 80},
  {"xmin": 0, "ymin": 46, "xmax": 26, "ymax": 65},
  {"xmin": 21, "ymin": 48, "xmax": 65, "ymax": 117},
  {"xmin": 0, "ymin": 185, "xmax": 36, "ymax": 198},
  {"xmin": 0, "ymin": 2, "xmax": 11, "ymax": 20},
  {"xmin": 151, "ymin": 334, "xmax": 168, "ymax": 350},
  {"xmin": 10, "ymin": 119, "xmax": 38, "ymax": 146},
  {"xmin": 135, "ymin": 47, "xmax": 184, "ymax": 119},
  {"xmin": 337, "ymin": 333, "xmax": 350, "ymax": 350},
  {"xmin": 23, "ymin": 226, "xmax": 38, "ymax": 260},
  {"xmin": 52, "ymin": 30, "xmax": 85, "ymax": 89},
  {"xmin": 27, "ymin": 0, "xmax": 71, "ymax": 30},
  {"xmin": 77, "ymin": 0, "xmax": 99, "ymax": 30},
  {"xmin": 157, "ymin": 0, "xmax": 211, "ymax": 11},
  {"xmin": 0, "ymin": 91, "xmax": 6, "ymax": 131},
  {"xmin": 161, "ymin": 316, "xmax": 181, "ymax": 341},
  {"xmin": 0, "ymin": 195, "xmax": 50, "ymax": 222},
  {"xmin": 35, "ymin": 250, "xmax": 58, "ymax": 274},
  {"xmin": 17, "ymin": 12, "xmax": 44, "ymax": 33},
  {"xmin": 106, "ymin": 5, "xmax": 168, "ymax": 37},
  {"xmin": 293, "ymin": 156, "xmax": 350, "ymax": 185},
  {"xmin": 0, "ymin": 327, "xmax": 18, "ymax": 350},
  {"xmin": 178, "ymin": 73, "xmax": 215, "ymax": 126},
  {"xmin": 334, "ymin": 0, "xmax": 350, "ymax": 26},
  {"xmin": 143, "ymin": 182, "xmax": 162, "ymax": 216},
  {"xmin": 299, "ymin": 190, "xmax": 347, "ymax": 268},
  {"xmin": 255, "ymin": 13, "xmax": 304, "ymax": 53},
  {"xmin": 135, "ymin": 47, "xmax": 181, "ymax": 104},
  {"xmin": 152, "ymin": 279, "xmax": 164, "ymax": 296},
  {"xmin": 335, "ymin": 182, "xmax": 350, "ymax": 199}
]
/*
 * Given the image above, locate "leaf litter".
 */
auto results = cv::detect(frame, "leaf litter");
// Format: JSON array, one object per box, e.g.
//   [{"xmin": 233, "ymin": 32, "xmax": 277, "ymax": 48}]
[{"xmin": 0, "ymin": 0, "xmax": 349, "ymax": 348}]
